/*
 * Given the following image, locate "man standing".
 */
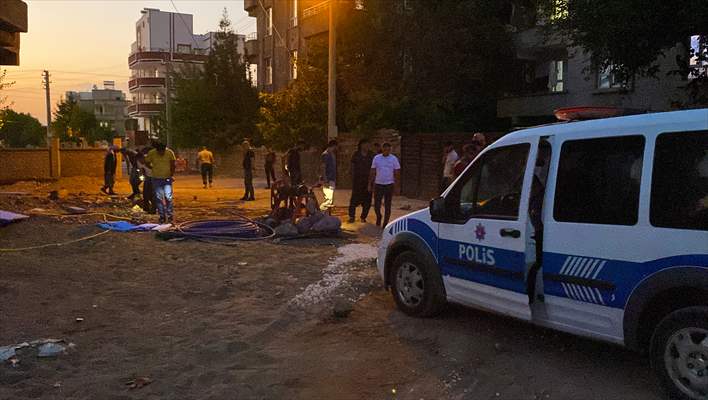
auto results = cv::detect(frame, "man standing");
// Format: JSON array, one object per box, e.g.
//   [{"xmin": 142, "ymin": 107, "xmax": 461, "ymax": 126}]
[
  {"xmin": 454, "ymin": 133, "xmax": 487, "ymax": 177},
  {"xmin": 264, "ymin": 148, "xmax": 276, "ymax": 189},
  {"xmin": 145, "ymin": 142, "xmax": 176, "ymax": 224},
  {"xmin": 369, "ymin": 142, "xmax": 400, "ymax": 227},
  {"xmin": 197, "ymin": 146, "xmax": 215, "ymax": 188},
  {"xmin": 138, "ymin": 145, "xmax": 156, "ymax": 214},
  {"xmin": 101, "ymin": 145, "xmax": 118, "ymax": 195},
  {"xmin": 441, "ymin": 141, "xmax": 459, "ymax": 192},
  {"xmin": 348, "ymin": 139, "xmax": 374, "ymax": 223},
  {"xmin": 241, "ymin": 141, "xmax": 255, "ymax": 201},
  {"xmin": 121, "ymin": 148, "xmax": 141, "ymax": 200},
  {"xmin": 320, "ymin": 139, "xmax": 337, "ymax": 211},
  {"xmin": 286, "ymin": 140, "xmax": 304, "ymax": 186}
]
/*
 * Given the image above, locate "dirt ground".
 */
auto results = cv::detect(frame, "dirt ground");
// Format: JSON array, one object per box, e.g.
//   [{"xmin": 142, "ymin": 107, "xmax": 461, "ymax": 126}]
[{"xmin": 0, "ymin": 175, "xmax": 664, "ymax": 399}]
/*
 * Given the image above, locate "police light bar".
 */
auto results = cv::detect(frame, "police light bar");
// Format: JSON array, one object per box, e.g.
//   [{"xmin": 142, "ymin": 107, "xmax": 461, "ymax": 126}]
[{"xmin": 554, "ymin": 106, "xmax": 645, "ymax": 121}]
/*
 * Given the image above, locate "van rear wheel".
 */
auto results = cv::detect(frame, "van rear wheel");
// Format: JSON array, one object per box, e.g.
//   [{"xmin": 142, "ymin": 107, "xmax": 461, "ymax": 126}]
[
  {"xmin": 651, "ymin": 306, "xmax": 708, "ymax": 400},
  {"xmin": 391, "ymin": 251, "xmax": 445, "ymax": 317}
]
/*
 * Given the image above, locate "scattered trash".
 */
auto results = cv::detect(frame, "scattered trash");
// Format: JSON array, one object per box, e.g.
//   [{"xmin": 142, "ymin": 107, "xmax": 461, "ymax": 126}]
[
  {"xmin": 64, "ymin": 206, "xmax": 87, "ymax": 215},
  {"xmin": 238, "ymin": 262, "xmax": 248, "ymax": 266},
  {"xmin": 0, "ymin": 210, "xmax": 29, "ymax": 227},
  {"xmin": 0, "ymin": 346, "xmax": 17, "ymax": 362},
  {"xmin": 131, "ymin": 205, "xmax": 144, "ymax": 213},
  {"xmin": 37, "ymin": 342, "xmax": 66, "ymax": 358},
  {"xmin": 97, "ymin": 221, "xmax": 161, "ymax": 232},
  {"xmin": 52, "ymin": 382, "xmax": 62, "ymax": 388},
  {"xmin": 27, "ymin": 208, "xmax": 47, "ymax": 213},
  {"xmin": 49, "ymin": 189, "xmax": 69, "ymax": 200},
  {"xmin": 75, "ymin": 317, "xmax": 84, "ymax": 323},
  {"xmin": 126, "ymin": 376, "xmax": 153, "ymax": 390}
]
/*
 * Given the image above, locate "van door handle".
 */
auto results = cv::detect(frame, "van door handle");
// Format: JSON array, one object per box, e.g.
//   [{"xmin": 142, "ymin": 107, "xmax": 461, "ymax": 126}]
[{"xmin": 500, "ymin": 228, "xmax": 521, "ymax": 238}]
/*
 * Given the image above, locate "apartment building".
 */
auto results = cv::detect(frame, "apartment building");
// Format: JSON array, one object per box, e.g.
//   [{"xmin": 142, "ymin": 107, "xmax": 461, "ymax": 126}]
[
  {"xmin": 244, "ymin": 0, "xmax": 360, "ymax": 92},
  {"xmin": 497, "ymin": 7, "xmax": 701, "ymax": 127},
  {"xmin": 0, "ymin": 0, "xmax": 27, "ymax": 65},
  {"xmin": 66, "ymin": 81, "xmax": 130, "ymax": 138},
  {"xmin": 128, "ymin": 8, "xmax": 245, "ymax": 134}
]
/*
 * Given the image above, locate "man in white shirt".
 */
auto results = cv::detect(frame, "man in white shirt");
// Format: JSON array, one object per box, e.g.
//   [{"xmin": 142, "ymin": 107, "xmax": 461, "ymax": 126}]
[
  {"xmin": 441, "ymin": 141, "xmax": 458, "ymax": 192},
  {"xmin": 369, "ymin": 142, "xmax": 401, "ymax": 227}
]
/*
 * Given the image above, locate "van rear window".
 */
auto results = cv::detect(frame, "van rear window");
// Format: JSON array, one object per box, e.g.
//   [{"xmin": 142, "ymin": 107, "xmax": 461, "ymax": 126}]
[
  {"xmin": 554, "ymin": 135, "xmax": 644, "ymax": 225},
  {"xmin": 651, "ymin": 131, "xmax": 708, "ymax": 231}
]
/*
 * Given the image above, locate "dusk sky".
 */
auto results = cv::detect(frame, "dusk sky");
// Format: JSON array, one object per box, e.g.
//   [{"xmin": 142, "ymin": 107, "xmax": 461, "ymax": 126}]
[{"xmin": 3, "ymin": 0, "xmax": 254, "ymax": 121}]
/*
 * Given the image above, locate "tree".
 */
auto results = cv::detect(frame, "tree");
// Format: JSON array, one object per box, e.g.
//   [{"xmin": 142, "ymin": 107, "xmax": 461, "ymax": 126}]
[
  {"xmin": 170, "ymin": 9, "xmax": 260, "ymax": 149},
  {"xmin": 0, "ymin": 109, "xmax": 44, "ymax": 148},
  {"xmin": 0, "ymin": 69, "xmax": 14, "ymax": 109},
  {"xmin": 542, "ymin": 0, "xmax": 708, "ymax": 105},
  {"xmin": 337, "ymin": 0, "xmax": 517, "ymax": 133},
  {"xmin": 52, "ymin": 94, "xmax": 110, "ymax": 144}
]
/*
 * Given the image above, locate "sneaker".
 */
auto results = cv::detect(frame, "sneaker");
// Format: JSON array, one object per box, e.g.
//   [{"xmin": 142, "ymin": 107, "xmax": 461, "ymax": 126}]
[
  {"xmin": 158, "ymin": 217, "xmax": 166, "ymax": 224},
  {"xmin": 167, "ymin": 216, "xmax": 174, "ymax": 224},
  {"xmin": 247, "ymin": 197, "xmax": 256, "ymax": 201},
  {"xmin": 348, "ymin": 217, "xmax": 355, "ymax": 223},
  {"xmin": 203, "ymin": 184, "xmax": 207, "ymax": 189},
  {"xmin": 360, "ymin": 217, "xmax": 367, "ymax": 223},
  {"xmin": 100, "ymin": 187, "xmax": 108, "ymax": 195},
  {"xmin": 240, "ymin": 197, "xmax": 248, "ymax": 201}
]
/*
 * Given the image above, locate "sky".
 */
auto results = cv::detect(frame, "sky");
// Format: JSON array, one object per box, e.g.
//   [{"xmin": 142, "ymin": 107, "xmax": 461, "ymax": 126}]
[{"xmin": 2, "ymin": 0, "xmax": 255, "ymax": 121}]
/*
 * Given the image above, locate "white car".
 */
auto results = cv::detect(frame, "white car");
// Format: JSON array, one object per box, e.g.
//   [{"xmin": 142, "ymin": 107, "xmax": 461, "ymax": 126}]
[{"xmin": 378, "ymin": 108, "xmax": 708, "ymax": 400}]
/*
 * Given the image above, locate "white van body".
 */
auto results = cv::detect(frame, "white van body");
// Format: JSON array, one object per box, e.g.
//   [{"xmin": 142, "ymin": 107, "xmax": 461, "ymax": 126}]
[{"xmin": 378, "ymin": 108, "xmax": 708, "ymax": 353}]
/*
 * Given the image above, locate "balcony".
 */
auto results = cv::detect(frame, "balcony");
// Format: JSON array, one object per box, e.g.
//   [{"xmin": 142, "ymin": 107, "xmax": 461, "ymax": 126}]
[
  {"xmin": 128, "ymin": 77, "xmax": 166, "ymax": 91},
  {"xmin": 245, "ymin": 32, "xmax": 258, "ymax": 59},
  {"xmin": 127, "ymin": 103, "xmax": 165, "ymax": 116},
  {"xmin": 128, "ymin": 50, "xmax": 209, "ymax": 67},
  {"xmin": 244, "ymin": 0, "xmax": 257, "ymax": 15}
]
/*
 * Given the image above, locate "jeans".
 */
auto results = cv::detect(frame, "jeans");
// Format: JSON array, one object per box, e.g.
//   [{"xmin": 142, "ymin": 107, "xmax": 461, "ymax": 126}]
[
  {"xmin": 374, "ymin": 184, "xmax": 394, "ymax": 227},
  {"xmin": 201, "ymin": 163, "xmax": 214, "ymax": 186},
  {"xmin": 265, "ymin": 163, "xmax": 276, "ymax": 188},
  {"xmin": 103, "ymin": 173, "xmax": 115, "ymax": 192},
  {"xmin": 349, "ymin": 187, "xmax": 371, "ymax": 220},
  {"xmin": 320, "ymin": 181, "xmax": 335, "ymax": 210},
  {"xmin": 153, "ymin": 178, "xmax": 174, "ymax": 221},
  {"xmin": 243, "ymin": 169, "xmax": 254, "ymax": 199}
]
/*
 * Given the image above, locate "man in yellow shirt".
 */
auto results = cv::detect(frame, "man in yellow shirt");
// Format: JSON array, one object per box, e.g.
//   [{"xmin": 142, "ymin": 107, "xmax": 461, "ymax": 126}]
[
  {"xmin": 197, "ymin": 146, "xmax": 215, "ymax": 189},
  {"xmin": 145, "ymin": 142, "xmax": 176, "ymax": 224}
]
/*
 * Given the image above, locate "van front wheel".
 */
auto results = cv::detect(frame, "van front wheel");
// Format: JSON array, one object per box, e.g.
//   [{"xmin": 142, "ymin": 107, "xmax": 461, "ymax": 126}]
[
  {"xmin": 391, "ymin": 251, "xmax": 446, "ymax": 317},
  {"xmin": 651, "ymin": 306, "xmax": 708, "ymax": 400}
]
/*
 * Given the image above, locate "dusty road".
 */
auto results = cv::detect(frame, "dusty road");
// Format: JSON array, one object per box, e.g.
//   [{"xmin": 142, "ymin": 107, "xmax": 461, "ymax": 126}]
[{"xmin": 0, "ymin": 176, "xmax": 664, "ymax": 399}]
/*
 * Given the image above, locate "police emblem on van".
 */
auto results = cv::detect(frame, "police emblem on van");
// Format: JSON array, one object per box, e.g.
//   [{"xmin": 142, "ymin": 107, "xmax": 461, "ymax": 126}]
[{"xmin": 475, "ymin": 223, "xmax": 486, "ymax": 241}]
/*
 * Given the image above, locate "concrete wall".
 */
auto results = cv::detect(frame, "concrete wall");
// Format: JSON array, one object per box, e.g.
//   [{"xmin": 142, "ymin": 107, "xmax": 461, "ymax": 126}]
[
  {"xmin": 0, "ymin": 148, "xmax": 51, "ymax": 182},
  {"xmin": 60, "ymin": 149, "xmax": 106, "ymax": 177}
]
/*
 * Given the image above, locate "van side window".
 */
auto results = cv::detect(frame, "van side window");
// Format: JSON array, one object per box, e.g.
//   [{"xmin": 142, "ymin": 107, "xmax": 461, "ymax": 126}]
[
  {"xmin": 452, "ymin": 144, "xmax": 530, "ymax": 220},
  {"xmin": 554, "ymin": 135, "xmax": 644, "ymax": 225},
  {"xmin": 651, "ymin": 130, "xmax": 708, "ymax": 231}
]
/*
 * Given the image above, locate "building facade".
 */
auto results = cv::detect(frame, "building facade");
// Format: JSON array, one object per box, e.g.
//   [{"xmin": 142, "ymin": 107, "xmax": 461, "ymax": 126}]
[
  {"xmin": 497, "ymin": 8, "xmax": 700, "ymax": 127},
  {"xmin": 128, "ymin": 8, "xmax": 244, "ymax": 135},
  {"xmin": 66, "ymin": 82, "xmax": 130, "ymax": 138},
  {"xmin": 244, "ymin": 0, "xmax": 359, "ymax": 92},
  {"xmin": 0, "ymin": 0, "xmax": 27, "ymax": 66}
]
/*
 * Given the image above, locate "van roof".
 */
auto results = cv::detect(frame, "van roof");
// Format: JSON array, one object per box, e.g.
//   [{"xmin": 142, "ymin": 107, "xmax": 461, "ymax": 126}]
[{"xmin": 500, "ymin": 108, "xmax": 708, "ymax": 143}]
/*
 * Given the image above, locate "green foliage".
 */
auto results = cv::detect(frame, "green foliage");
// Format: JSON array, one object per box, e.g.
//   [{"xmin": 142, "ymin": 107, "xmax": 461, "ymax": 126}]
[
  {"xmin": 52, "ymin": 94, "xmax": 112, "ymax": 144},
  {"xmin": 337, "ymin": 0, "xmax": 516, "ymax": 133},
  {"xmin": 543, "ymin": 0, "xmax": 708, "ymax": 105},
  {"xmin": 257, "ymin": 62, "xmax": 328, "ymax": 151},
  {"xmin": 170, "ymin": 9, "xmax": 260, "ymax": 149},
  {"xmin": 0, "ymin": 109, "xmax": 44, "ymax": 148},
  {"xmin": 0, "ymin": 69, "xmax": 14, "ymax": 109}
]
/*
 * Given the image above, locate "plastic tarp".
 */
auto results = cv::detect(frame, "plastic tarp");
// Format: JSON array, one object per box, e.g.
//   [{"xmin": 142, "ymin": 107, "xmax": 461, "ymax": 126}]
[
  {"xmin": 96, "ymin": 221, "xmax": 163, "ymax": 232},
  {"xmin": 0, "ymin": 210, "xmax": 29, "ymax": 227}
]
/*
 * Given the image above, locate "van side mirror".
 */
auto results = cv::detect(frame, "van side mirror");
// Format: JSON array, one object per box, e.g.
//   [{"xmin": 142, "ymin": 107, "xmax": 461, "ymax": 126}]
[{"xmin": 430, "ymin": 196, "xmax": 446, "ymax": 222}]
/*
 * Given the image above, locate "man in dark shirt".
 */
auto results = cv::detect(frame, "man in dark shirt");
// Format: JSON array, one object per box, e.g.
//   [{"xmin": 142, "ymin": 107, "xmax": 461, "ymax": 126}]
[
  {"xmin": 241, "ymin": 141, "xmax": 256, "ymax": 201},
  {"xmin": 264, "ymin": 148, "xmax": 276, "ymax": 189},
  {"xmin": 286, "ymin": 140, "xmax": 304, "ymax": 186},
  {"xmin": 348, "ymin": 139, "xmax": 374, "ymax": 223},
  {"xmin": 101, "ymin": 145, "xmax": 118, "ymax": 195},
  {"xmin": 320, "ymin": 139, "xmax": 338, "ymax": 211}
]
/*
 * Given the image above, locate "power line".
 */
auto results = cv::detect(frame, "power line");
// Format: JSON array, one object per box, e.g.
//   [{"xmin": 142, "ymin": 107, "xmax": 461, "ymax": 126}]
[{"xmin": 169, "ymin": 0, "xmax": 202, "ymax": 49}]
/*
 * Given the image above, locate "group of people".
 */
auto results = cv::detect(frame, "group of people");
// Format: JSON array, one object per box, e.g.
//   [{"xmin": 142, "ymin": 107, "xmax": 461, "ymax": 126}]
[
  {"xmin": 441, "ymin": 132, "xmax": 487, "ymax": 191},
  {"xmin": 101, "ymin": 141, "xmax": 177, "ymax": 224}
]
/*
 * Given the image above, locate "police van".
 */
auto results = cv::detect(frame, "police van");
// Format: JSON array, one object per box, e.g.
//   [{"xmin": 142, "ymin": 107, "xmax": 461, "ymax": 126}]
[{"xmin": 377, "ymin": 108, "xmax": 708, "ymax": 399}]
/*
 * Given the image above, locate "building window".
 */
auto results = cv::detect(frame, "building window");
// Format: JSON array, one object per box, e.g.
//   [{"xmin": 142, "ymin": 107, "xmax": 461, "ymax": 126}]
[
  {"xmin": 249, "ymin": 64, "xmax": 258, "ymax": 87},
  {"xmin": 689, "ymin": 35, "xmax": 708, "ymax": 79},
  {"xmin": 266, "ymin": 7, "xmax": 273, "ymax": 36},
  {"xmin": 265, "ymin": 57, "xmax": 272, "ymax": 85},
  {"xmin": 548, "ymin": 60, "xmax": 565, "ymax": 92},
  {"xmin": 177, "ymin": 44, "xmax": 191, "ymax": 54},
  {"xmin": 290, "ymin": 50, "xmax": 298, "ymax": 80},
  {"xmin": 291, "ymin": 0, "xmax": 298, "ymax": 27},
  {"xmin": 650, "ymin": 130, "xmax": 708, "ymax": 231},
  {"xmin": 554, "ymin": 135, "xmax": 645, "ymax": 226},
  {"xmin": 597, "ymin": 65, "xmax": 629, "ymax": 89}
]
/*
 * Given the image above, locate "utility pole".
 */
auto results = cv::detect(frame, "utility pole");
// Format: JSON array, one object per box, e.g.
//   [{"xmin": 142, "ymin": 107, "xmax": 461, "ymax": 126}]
[
  {"xmin": 165, "ymin": 60, "xmax": 172, "ymax": 148},
  {"xmin": 42, "ymin": 70, "xmax": 51, "ymax": 145},
  {"xmin": 327, "ymin": 0, "xmax": 337, "ymax": 139}
]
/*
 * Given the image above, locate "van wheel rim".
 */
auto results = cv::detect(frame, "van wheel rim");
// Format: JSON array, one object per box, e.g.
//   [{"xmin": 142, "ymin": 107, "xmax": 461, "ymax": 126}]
[
  {"xmin": 665, "ymin": 327, "xmax": 708, "ymax": 399},
  {"xmin": 396, "ymin": 262, "xmax": 424, "ymax": 307}
]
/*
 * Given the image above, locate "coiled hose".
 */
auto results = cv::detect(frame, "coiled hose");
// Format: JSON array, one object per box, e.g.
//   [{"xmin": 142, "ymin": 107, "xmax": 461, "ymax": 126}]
[{"xmin": 175, "ymin": 216, "xmax": 275, "ymax": 242}]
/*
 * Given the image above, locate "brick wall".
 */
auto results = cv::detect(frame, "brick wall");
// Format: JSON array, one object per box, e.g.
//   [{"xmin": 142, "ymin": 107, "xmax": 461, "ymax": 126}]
[
  {"xmin": 60, "ymin": 149, "xmax": 106, "ymax": 177},
  {"xmin": 0, "ymin": 148, "xmax": 51, "ymax": 182}
]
